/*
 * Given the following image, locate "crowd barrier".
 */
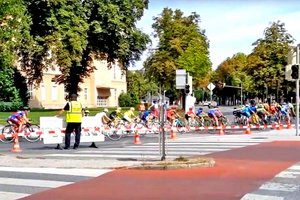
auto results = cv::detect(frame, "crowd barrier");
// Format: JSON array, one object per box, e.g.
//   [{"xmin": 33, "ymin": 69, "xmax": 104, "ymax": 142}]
[
  {"xmin": 40, "ymin": 117, "xmax": 105, "ymax": 145},
  {"xmin": 35, "ymin": 117, "xmax": 293, "ymax": 146}
]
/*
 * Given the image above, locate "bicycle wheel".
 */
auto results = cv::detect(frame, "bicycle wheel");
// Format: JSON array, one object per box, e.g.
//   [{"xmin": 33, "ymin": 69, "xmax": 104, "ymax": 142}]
[
  {"xmin": 220, "ymin": 116, "xmax": 229, "ymax": 126},
  {"xmin": 106, "ymin": 130, "xmax": 123, "ymax": 141},
  {"xmin": 24, "ymin": 124, "xmax": 41, "ymax": 143},
  {"xmin": 0, "ymin": 125, "xmax": 15, "ymax": 143}
]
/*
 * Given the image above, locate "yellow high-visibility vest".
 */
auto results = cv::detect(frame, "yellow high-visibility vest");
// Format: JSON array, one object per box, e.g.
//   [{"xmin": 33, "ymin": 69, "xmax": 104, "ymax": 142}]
[{"xmin": 66, "ymin": 101, "xmax": 82, "ymax": 123}]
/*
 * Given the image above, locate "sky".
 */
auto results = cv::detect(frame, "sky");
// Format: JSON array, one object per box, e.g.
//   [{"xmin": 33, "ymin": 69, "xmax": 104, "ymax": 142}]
[{"xmin": 132, "ymin": 0, "xmax": 300, "ymax": 70}]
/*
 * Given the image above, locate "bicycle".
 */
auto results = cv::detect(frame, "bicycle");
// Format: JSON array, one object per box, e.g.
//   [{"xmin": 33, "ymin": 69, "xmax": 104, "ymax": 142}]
[{"xmin": 0, "ymin": 122, "xmax": 40, "ymax": 143}]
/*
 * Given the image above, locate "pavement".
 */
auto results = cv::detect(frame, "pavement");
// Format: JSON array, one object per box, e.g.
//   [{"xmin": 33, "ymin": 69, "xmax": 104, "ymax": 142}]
[{"xmin": 14, "ymin": 128, "xmax": 300, "ymax": 200}]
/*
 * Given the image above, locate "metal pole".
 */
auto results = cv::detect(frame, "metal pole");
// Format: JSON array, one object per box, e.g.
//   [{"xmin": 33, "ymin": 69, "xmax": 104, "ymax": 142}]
[
  {"xmin": 161, "ymin": 89, "xmax": 166, "ymax": 161},
  {"xmin": 241, "ymin": 84, "xmax": 243, "ymax": 105},
  {"xmin": 296, "ymin": 45, "xmax": 299, "ymax": 136}
]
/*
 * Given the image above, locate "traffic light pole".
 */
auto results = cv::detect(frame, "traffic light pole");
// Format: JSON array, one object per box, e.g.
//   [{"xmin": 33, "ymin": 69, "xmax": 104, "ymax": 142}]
[{"xmin": 296, "ymin": 45, "xmax": 299, "ymax": 136}]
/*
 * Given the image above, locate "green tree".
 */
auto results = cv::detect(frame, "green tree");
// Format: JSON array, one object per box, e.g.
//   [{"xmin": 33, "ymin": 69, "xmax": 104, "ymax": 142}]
[
  {"xmin": 0, "ymin": 0, "xmax": 29, "ymax": 105},
  {"xmin": 19, "ymin": 0, "xmax": 150, "ymax": 94},
  {"xmin": 247, "ymin": 21, "xmax": 294, "ymax": 99},
  {"xmin": 144, "ymin": 8, "xmax": 211, "ymax": 91},
  {"xmin": 127, "ymin": 70, "xmax": 159, "ymax": 101}
]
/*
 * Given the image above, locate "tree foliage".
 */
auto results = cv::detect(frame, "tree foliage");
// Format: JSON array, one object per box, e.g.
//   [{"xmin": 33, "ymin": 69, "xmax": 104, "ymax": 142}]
[
  {"xmin": 126, "ymin": 70, "xmax": 159, "ymax": 100},
  {"xmin": 15, "ymin": 0, "xmax": 150, "ymax": 94},
  {"xmin": 213, "ymin": 21, "xmax": 295, "ymax": 101},
  {"xmin": 247, "ymin": 21, "xmax": 294, "ymax": 99},
  {"xmin": 0, "ymin": 0, "xmax": 29, "ymax": 104},
  {"xmin": 144, "ymin": 8, "xmax": 211, "ymax": 91}
]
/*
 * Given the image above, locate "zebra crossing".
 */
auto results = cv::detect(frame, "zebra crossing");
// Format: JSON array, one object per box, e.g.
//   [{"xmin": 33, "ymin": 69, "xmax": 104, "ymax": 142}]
[
  {"xmin": 43, "ymin": 135, "xmax": 273, "ymax": 160},
  {"xmin": 241, "ymin": 162, "xmax": 300, "ymax": 200},
  {"xmin": 0, "ymin": 167, "xmax": 111, "ymax": 200}
]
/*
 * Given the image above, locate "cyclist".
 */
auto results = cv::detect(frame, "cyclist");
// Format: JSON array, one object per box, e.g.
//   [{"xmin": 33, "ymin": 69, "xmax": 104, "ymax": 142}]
[
  {"xmin": 141, "ymin": 109, "xmax": 153, "ymax": 127},
  {"xmin": 207, "ymin": 106, "xmax": 223, "ymax": 126},
  {"xmin": 123, "ymin": 107, "xmax": 136, "ymax": 125},
  {"xmin": 91, "ymin": 108, "xmax": 111, "ymax": 148},
  {"xmin": 280, "ymin": 102, "xmax": 291, "ymax": 124},
  {"xmin": 109, "ymin": 107, "xmax": 122, "ymax": 126},
  {"xmin": 287, "ymin": 101, "xmax": 295, "ymax": 118},
  {"xmin": 7, "ymin": 107, "xmax": 31, "ymax": 133},
  {"xmin": 185, "ymin": 107, "xmax": 196, "ymax": 125},
  {"xmin": 256, "ymin": 102, "xmax": 269, "ymax": 124},
  {"xmin": 95, "ymin": 108, "xmax": 111, "ymax": 127},
  {"xmin": 166, "ymin": 106, "xmax": 181, "ymax": 126}
]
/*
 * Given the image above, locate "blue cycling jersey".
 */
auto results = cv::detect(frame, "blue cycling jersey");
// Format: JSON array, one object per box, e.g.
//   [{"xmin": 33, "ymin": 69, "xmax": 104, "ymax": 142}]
[
  {"xmin": 142, "ymin": 110, "xmax": 151, "ymax": 121},
  {"xmin": 196, "ymin": 108, "xmax": 203, "ymax": 116},
  {"xmin": 7, "ymin": 111, "xmax": 24, "ymax": 121}
]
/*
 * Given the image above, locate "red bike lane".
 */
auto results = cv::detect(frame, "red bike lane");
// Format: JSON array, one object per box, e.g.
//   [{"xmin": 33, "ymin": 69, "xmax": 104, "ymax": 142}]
[{"xmin": 22, "ymin": 141, "xmax": 300, "ymax": 200}]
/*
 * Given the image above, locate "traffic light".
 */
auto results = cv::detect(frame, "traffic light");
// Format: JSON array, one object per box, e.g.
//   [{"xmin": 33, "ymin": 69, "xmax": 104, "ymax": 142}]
[
  {"xmin": 291, "ymin": 64, "xmax": 299, "ymax": 79},
  {"xmin": 185, "ymin": 84, "xmax": 190, "ymax": 94}
]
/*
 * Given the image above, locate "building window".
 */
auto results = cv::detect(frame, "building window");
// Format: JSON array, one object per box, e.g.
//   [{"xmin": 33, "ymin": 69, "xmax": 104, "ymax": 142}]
[
  {"xmin": 97, "ymin": 96, "xmax": 108, "ymax": 107},
  {"xmin": 51, "ymin": 84, "xmax": 58, "ymax": 101},
  {"xmin": 113, "ymin": 65, "xmax": 116, "ymax": 79},
  {"xmin": 28, "ymin": 84, "xmax": 34, "ymax": 100},
  {"xmin": 41, "ymin": 84, "xmax": 46, "ymax": 101},
  {"xmin": 84, "ymin": 88, "xmax": 88, "ymax": 100}
]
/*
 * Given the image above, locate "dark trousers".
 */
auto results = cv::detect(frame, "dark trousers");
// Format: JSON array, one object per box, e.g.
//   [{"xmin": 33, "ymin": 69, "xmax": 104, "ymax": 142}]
[{"xmin": 65, "ymin": 122, "xmax": 81, "ymax": 148}]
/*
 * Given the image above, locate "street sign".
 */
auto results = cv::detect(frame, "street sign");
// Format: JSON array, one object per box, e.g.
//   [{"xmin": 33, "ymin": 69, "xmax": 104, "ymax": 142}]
[
  {"xmin": 176, "ymin": 69, "xmax": 186, "ymax": 89},
  {"xmin": 207, "ymin": 83, "xmax": 215, "ymax": 91}
]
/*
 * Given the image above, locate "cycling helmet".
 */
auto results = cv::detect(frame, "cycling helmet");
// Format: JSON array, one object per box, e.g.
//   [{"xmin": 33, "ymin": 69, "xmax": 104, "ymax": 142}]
[
  {"xmin": 103, "ymin": 108, "xmax": 108, "ymax": 113},
  {"xmin": 130, "ymin": 107, "xmax": 135, "ymax": 111},
  {"xmin": 23, "ymin": 106, "xmax": 30, "ymax": 111}
]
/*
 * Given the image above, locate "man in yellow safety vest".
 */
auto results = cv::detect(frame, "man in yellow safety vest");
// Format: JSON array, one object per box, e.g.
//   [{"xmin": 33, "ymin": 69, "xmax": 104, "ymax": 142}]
[{"xmin": 57, "ymin": 93, "xmax": 83, "ymax": 150}]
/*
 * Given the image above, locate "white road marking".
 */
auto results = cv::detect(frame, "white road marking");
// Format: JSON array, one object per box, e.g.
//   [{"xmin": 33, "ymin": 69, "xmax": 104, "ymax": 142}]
[
  {"xmin": 0, "ymin": 191, "xmax": 29, "ymax": 200},
  {"xmin": 0, "ymin": 177, "xmax": 72, "ymax": 188},
  {"xmin": 260, "ymin": 182, "xmax": 300, "ymax": 192},
  {"xmin": 275, "ymin": 171, "xmax": 300, "ymax": 179},
  {"xmin": 241, "ymin": 193, "xmax": 284, "ymax": 200},
  {"xmin": 0, "ymin": 167, "xmax": 111, "ymax": 177}
]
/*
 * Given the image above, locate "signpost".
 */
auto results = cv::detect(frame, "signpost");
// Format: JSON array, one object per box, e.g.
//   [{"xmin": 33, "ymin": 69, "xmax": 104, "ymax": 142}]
[
  {"xmin": 286, "ymin": 45, "xmax": 300, "ymax": 136},
  {"xmin": 207, "ymin": 82, "xmax": 215, "ymax": 102}
]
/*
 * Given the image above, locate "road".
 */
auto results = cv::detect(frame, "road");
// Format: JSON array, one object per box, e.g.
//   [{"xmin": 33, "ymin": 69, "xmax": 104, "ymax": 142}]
[
  {"xmin": 0, "ymin": 129, "xmax": 300, "ymax": 200},
  {"xmin": 0, "ymin": 107, "xmax": 299, "ymax": 199}
]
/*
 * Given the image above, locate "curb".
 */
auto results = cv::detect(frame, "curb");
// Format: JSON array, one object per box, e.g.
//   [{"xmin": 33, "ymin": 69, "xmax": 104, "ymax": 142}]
[{"xmin": 115, "ymin": 157, "xmax": 216, "ymax": 170}]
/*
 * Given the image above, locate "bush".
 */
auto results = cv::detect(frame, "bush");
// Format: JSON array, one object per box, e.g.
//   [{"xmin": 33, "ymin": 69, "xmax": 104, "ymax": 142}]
[
  {"xmin": 119, "ymin": 93, "xmax": 132, "ymax": 107},
  {"xmin": 0, "ymin": 101, "xmax": 23, "ymax": 112}
]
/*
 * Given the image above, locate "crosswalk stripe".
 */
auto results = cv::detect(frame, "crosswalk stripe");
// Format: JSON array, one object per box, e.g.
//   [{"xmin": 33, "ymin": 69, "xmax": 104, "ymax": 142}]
[
  {"xmin": 0, "ymin": 167, "xmax": 111, "ymax": 177},
  {"xmin": 0, "ymin": 177, "xmax": 72, "ymax": 188},
  {"xmin": 0, "ymin": 167, "xmax": 112, "ymax": 200},
  {"xmin": 147, "ymin": 142, "xmax": 261, "ymax": 145},
  {"xmin": 259, "ymin": 182, "xmax": 300, "ymax": 192},
  {"xmin": 241, "ymin": 193, "xmax": 284, "ymax": 200},
  {"xmin": 0, "ymin": 191, "xmax": 29, "ymax": 200},
  {"xmin": 275, "ymin": 170, "xmax": 300, "ymax": 178},
  {"xmin": 288, "ymin": 165, "xmax": 300, "ymax": 170},
  {"xmin": 76, "ymin": 147, "xmax": 231, "ymax": 154}
]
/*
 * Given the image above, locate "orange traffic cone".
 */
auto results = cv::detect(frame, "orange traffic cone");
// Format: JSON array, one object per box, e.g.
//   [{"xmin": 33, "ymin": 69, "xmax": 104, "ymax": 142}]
[
  {"xmin": 286, "ymin": 122, "xmax": 292, "ymax": 129},
  {"xmin": 170, "ymin": 128, "xmax": 177, "ymax": 139},
  {"xmin": 219, "ymin": 127, "xmax": 224, "ymax": 135},
  {"xmin": 277, "ymin": 124, "xmax": 283, "ymax": 130},
  {"xmin": 11, "ymin": 134, "xmax": 22, "ymax": 153},
  {"xmin": 245, "ymin": 126, "xmax": 251, "ymax": 134},
  {"xmin": 133, "ymin": 131, "xmax": 141, "ymax": 144}
]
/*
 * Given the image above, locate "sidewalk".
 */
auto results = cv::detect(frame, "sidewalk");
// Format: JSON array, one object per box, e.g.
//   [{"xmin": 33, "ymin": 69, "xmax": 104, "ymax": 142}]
[{"xmin": 21, "ymin": 129, "xmax": 300, "ymax": 200}]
